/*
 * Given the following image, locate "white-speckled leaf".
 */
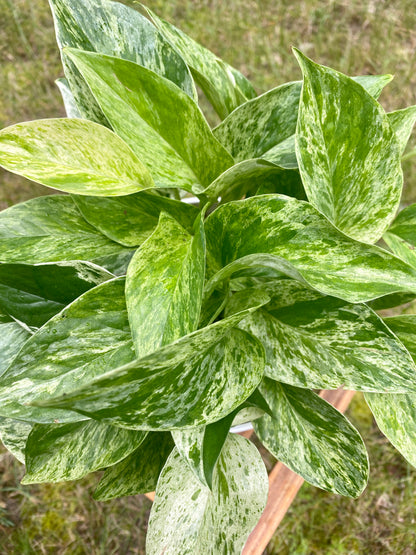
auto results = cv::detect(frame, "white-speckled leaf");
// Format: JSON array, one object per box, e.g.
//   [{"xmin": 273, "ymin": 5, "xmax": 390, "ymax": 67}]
[
  {"xmin": 0, "ymin": 310, "xmax": 31, "ymax": 378},
  {"xmin": 55, "ymin": 77, "xmax": 81, "ymax": 118},
  {"xmin": 295, "ymin": 49, "xmax": 402, "ymax": 244},
  {"xmin": 49, "ymin": 0, "xmax": 196, "ymax": 124},
  {"xmin": 146, "ymin": 435, "xmax": 268, "ymax": 555},
  {"xmin": 0, "ymin": 261, "xmax": 112, "ymax": 327},
  {"xmin": 225, "ymin": 279, "xmax": 416, "ymax": 392},
  {"xmin": 37, "ymin": 302, "xmax": 268, "ymax": 430},
  {"xmin": 126, "ymin": 212, "xmax": 205, "ymax": 357},
  {"xmin": 0, "ymin": 118, "xmax": 154, "ymax": 196},
  {"xmin": 204, "ymin": 195, "xmax": 416, "ymax": 303},
  {"xmin": 387, "ymin": 106, "xmax": 416, "ymax": 154},
  {"xmin": 0, "ymin": 417, "xmax": 32, "ymax": 463},
  {"xmin": 0, "ymin": 278, "xmax": 135, "ymax": 423},
  {"xmin": 66, "ymin": 48, "xmax": 233, "ymax": 191},
  {"xmin": 23, "ymin": 421, "xmax": 147, "ymax": 483},
  {"xmin": 73, "ymin": 191, "xmax": 198, "ymax": 247},
  {"xmin": 384, "ymin": 203, "xmax": 416, "ymax": 269},
  {"xmin": 254, "ymin": 378, "xmax": 368, "ymax": 497},
  {"xmin": 94, "ymin": 432, "xmax": 174, "ymax": 500},
  {"xmin": 0, "ymin": 195, "xmax": 134, "ymax": 274},
  {"xmin": 144, "ymin": 5, "xmax": 256, "ymax": 119}
]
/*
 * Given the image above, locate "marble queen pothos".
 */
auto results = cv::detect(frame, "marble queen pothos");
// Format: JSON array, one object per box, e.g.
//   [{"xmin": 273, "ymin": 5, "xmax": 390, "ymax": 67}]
[{"xmin": 1, "ymin": 0, "xmax": 416, "ymax": 552}]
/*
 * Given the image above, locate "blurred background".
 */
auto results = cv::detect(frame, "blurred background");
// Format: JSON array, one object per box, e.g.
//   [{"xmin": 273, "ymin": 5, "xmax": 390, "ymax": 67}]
[{"xmin": 1, "ymin": 0, "xmax": 416, "ymax": 553}]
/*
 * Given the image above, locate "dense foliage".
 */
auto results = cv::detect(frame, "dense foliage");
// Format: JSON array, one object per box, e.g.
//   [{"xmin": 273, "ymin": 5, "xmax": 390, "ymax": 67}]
[{"xmin": 1, "ymin": 0, "xmax": 416, "ymax": 552}]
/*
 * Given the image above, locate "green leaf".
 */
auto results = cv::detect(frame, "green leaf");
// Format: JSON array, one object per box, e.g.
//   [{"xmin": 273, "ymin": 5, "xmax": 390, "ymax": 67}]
[
  {"xmin": 382, "ymin": 314, "xmax": 416, "ymax": 360},
  {"xmin": 0, "ymin": 278, "xmax": 135, "ymax": 424},
  {"xmin": 146, "ymin": 435, "xmax": 268, "ymax": 554},
  {"xmin": 55, "ymin": 77, "xmax": 81, "ymax": 118},
  {"xmin": 200, "ymin": 158, "xmax": 304, "ymax": 203},
  {"xmin": 254, "ymin": 378, "xmax": 368, "ymax": 497},
  {"xmin": 384, "ymin": 203, "xmax": 416, "ymax": 269},
  {"xmin": 49, "ymin": 0, "xmax": 196, "ymax": 124},
  {"xmin": 0, "ymin": 310, "xmax": 31, "ymax": 378},
  {"xmin": 0, "ymin": 118, "xmax": 154, "ymax": 196},
  {"xmin": 126, "ymin": 212, "xmax": 205, "ymax": 357},
  {"xmin": 204, "ymin": 195, "xmax": 416, "ymax": 303},
  {"xmin": 387, "ymin": 106, "xmax": 416, "ymax": 154},
  {"xmin": 37, "ymin": 301, "xmax": 268, "ymax": 430},
  {"xmin": 65, "ymin": 48, "xmax": 233, "ymax": 191},
  {"xmin": 144, "ymin": 5, "xmax": 256, "ymax": 119},
  {"xmin": 213, "ymin": 74, "xmax": 392, "ymax": 163},
  {"xmin": 294, "ymin": 49, "xmax": 402, "ymax": 244},
  {"xmin": 365, "ymin": 392, "xmax": 416, "ymax": 468},
  {"xmin": 73, "ymin": 191, "xmax": 198, "ymax": 247},
  {"xmin": 94, "ymin": 432, "xmax": 174, "ymax": 500},
  {"xmin": 226, "ymin": 279, "xmax": 416, "ymax": 392},
  {"xmin": 22, "ymin": 421, "xmax": 147, "ymax": 483},
  {"xmin": 0, "ymin": 195, "xmax": 133, "ymax": 273},
  {"xmin": 0, "ymin": 261, "xmax": 112, "ymax": 327},
  {"xmin": 0, "ymin": 418, "xmax": 32, "ymax": 463}
]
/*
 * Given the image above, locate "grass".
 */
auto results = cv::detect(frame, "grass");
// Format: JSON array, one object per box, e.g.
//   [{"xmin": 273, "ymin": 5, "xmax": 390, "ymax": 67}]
[{"xmin": 1, "ymin": 0, "xmax": 416, "ymax": 553}]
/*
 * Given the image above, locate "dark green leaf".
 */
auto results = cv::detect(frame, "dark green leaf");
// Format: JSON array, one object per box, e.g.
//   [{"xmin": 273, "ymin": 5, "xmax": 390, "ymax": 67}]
[
  {"xmin": 23, "ymin": 421, "xmax": 147, "ymax": 483},
  {"xmin": 144, "ymin": 5, "xmax": 256, "ymax": 119},
  {"xmin": 146, "ymin": 435, "xmax": 268, "ymax": 554},
  {"xmin": 254, "ymin": 378, "xmax": 368, "ymax": 497},
  {"xmin": 65, "ymin": 48, "xmax": 233, "ymax": 191},
  {"xmin": 0, "ymin": 261, "xmax": 112, "ymax": 327},
  {"xmin": 37, "ymin": 301, "xmax": 268, "ymax": 430},
  {"xmin": 94, "ymin": 432, "xmax": 174, "ymax": 500},
  {"xmin": 0, "ymin": 278, "xmax": 135, "ymax": 423},
  {"xmin": 73, "ymin": 191, "xmax": 198, "ymax": 247},
  {"xmin": 205, "ymin": 195, "xmax": 416, "ymax": 303},
  {"xmin": 295, "ymin": 49, "xmax": 402, "ymax": 243},
  {"xmin": 126, "ymin": 212, "xmax": 205, "ymax": 357},
  {"xmin": 226, "ymin": 279, "xmax": 416, "ymax": 392},
  {"xmin": 0, "ymin": 195, "xmax": 133, "ymax": 273},
  {"xmin": 0, "ymin": 118, "xmax": 154, "ymax": 196}
]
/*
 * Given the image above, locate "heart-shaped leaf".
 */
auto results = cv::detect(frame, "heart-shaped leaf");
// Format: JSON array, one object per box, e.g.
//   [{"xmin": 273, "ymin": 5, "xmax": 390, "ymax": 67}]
[
  {"xmin": 0, "ymin": 195, "xmax": 134, "ymax": 274},
  {"xmin": 126, "ymin": 212, "xmax": 205, "ymax": 357},
  {"xmin": 23, "ymin": 421, "xmax": 147, "ymax": 483},
  {"xmin": 0, "ymin": 278, "xmax": 135, "ymax": 423},
  {"xmin": 94, "ymin": 432, "xmax": 174, "ymax": 501},
  {"xmin": 295, "ymin": 49, "xmax": 402, "ymax": 243},
  {"xmin": 144, "ymin": 5, "xmax": 256, "ymax": 119},
  {"xmin": 0, "ymin": 118, "xmax": 154, "ymax": 196},
  {"xmin": 254, "ymin": 378, "xmax": 368, "ymax": 497},
  {"xmin": 204, "ymin": 195, "xmax": 416, "ymax": 303},
  {"xmin": 146, "ymin": 435, "xmax": 268, "ymax": 555},
  {"xmin": 66, "ymin": 48, "xmax": 234, "ymax": 191}
]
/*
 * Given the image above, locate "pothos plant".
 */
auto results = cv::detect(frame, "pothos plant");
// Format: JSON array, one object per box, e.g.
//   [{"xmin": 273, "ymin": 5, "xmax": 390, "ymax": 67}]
[{"xmin": 1, "ymin": 0, "xmax": 416, "ymax": 552}]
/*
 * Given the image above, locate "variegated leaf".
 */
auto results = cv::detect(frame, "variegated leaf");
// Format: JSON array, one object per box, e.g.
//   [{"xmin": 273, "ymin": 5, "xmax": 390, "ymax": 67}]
[
  {"xmin": 204, "ymin": 195, "xmax": 416, "ymax": 303},
  {"xmin": 94, "ymin": 432, "xmax": 174, "ymax": 500},
  {"xmin": 254, "ymin": 378, "xmax": 368, "ymax": 497},
  {"xmin": 0, "ymin": 195, "xmax": 134, "ymax": 275},
  {"xmin": 146, "ymin": 435, "xmax": 268, "ymax": 555},
  {"xmin": 213, "ymin": 74, "xmax": 392, "ymax": 163},
  {"xmin": 0, "ymin": 261, "xmax": 112, "ymax": 327},
  {"xmin": 49, "ymin": 0, "xmax": 196, "ymax": 124},
  {"xmin": 23, "ymin": 421, "xmax": 147, "ymax": 483},
  {"xmin": 0, "ymin": 310, "xmax": 31, "ymax": 378},
  {"xmin": 225, "ymin": 279, "xmax": 416, "ymax": 392},
  {"xmin": 387, "ymin": 106, "xmax": 416, "ymax": 154},
  {"xmin": 55, "ymin": 77, "xmax": 81, "ymax": 118},
  {"xmin": 384, "ymin": 203, "xmax": 416, "ymax": 269},
  {"xmin": 73, "ymin": 191, "xmax": 198, "ymax": 247},
  {"xmin": 126, "ymin": 212, "xmax": 205, "ymax": 357},
  {"xmin": 382, "ymin": 314, "xmax": 416, "ymax": 360},
  {"xmin": 0, "ymin": 118, "xmax": 154, "ymax": 196},
  {"xmin": 36, "ymin": 302, "xmax": 268, "ymax": 430},
  {"xmin": 295, "ymin": 49, "xmax": 402, "ymax": 244},
  {"xmin": 65, "ymin": 48, "xmax": 233, "ymax": 191},
  {"xmin": 0, "ymin": 278, "xmax": 135, "ymax": 423},
  {"xmin": 144, "ymin": 5, "xmax": 256, "ymax": 119},
  {"xmin": 0, "ymin": 418, "xmax": 32, "ymax": 463}
]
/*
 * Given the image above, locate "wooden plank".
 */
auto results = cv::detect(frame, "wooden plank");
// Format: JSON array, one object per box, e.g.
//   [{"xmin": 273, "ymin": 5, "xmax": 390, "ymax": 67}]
[{"xmin": 242, "ymin": 389, "xmax": 355, "ymax": 555}]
